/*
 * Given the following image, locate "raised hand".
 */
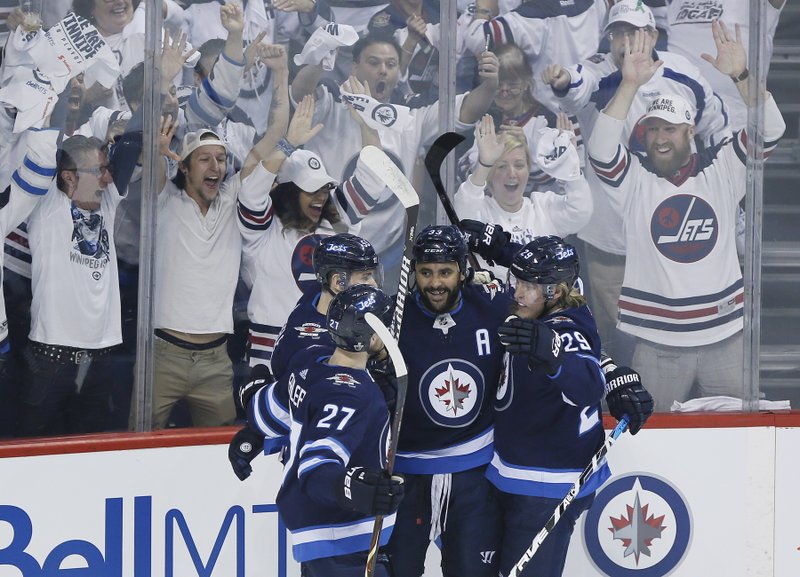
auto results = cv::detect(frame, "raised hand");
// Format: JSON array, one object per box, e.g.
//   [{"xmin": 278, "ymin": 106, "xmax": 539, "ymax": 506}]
[
  {"xmin": 244, "ymin": 31, "xmax": 268, "ymax": 74},
  {"xmin": 273, "ymin": 0, "xmax": 317, "ymax": 13},
  {"xmin": 477, "ymin": 50, "xmax": 500, "ymax": 85},
  {"xmin": 541, "ymin": 64, "xmax": 571, "ymax": 92},
  {"xmin": 555, "ymin": 112, "xmax": 577, "ymax": 149},
  {"xmin": 160, "ymin": 29, "xmax": 196, "ymax": 86},
  {"xmin": 700, "ymin": 20, "xmax": 747, "ymax": 79},
  {"xmin": 220, "ymin": 1, "xmax": 245, "ymax": 36},
  {"xmin": 259, "ymin": 43, "xmax": 289, "ymax": 71},
  {"xmin": 620, "ymin": 29, "xmax": 662, "ymax": 88},
  {"xmin": 159, "ymin": 114, "xmax": 180, "ymax": 162},
  {"xmin": 286, "ymin": 95, "xmax": 324, "ymax": 147},
  {"xmin": 406, "ymin": 14, "xmax": 428, "ymax": 44},
  {"xmin": 475, "ymin": 114, "xmax": 506, "ymax": 168}
]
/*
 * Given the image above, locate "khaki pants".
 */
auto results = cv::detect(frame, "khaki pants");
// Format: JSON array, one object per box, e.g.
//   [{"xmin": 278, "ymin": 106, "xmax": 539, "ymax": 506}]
[{"xmin": 137, "ymin": 336, "xmax": 236, "ymax": 429}]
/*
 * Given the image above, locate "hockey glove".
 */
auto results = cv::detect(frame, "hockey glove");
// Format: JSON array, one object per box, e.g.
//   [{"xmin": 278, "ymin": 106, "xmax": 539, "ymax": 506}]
[
  {"xmin": 228, "ymin": 426, "xmax": 265, "ymax": 481},
  {"xmin": 601, "ymin": 356, "xmax": 654, "ymax": 435},
  {"xmin": 498, "ymin": 316, "xmax": 562, "ymax": 373},
  {"xmin": 337, "ymin": 467, "xmax": 405, "ymax": 516},
  {"xmin": 237, "ymin": 364, "xmax": 273, "ymax": 413},
  {"xmin": 459, "ymin": 219, "xmax": 510, "ymax": 265},
  {"xmin": 368, "ymin": 356, "xmax": 398, "ymax": 416}
]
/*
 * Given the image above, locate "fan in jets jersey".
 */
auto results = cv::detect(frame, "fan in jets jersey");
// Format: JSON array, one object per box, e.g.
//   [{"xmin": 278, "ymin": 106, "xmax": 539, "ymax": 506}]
[
  {"xmin": 587, "ymin": 21, "xmax": 786, "ymax": 409},
  {"xmin": 491, "ymin": 235, "xmax": 606, "ymax": 577}
]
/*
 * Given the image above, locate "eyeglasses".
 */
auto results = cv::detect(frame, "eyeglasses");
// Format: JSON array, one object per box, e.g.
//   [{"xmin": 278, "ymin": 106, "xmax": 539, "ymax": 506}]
[
  {"xmin": 497, "ymin": 82, "xmax": 525, "ymax": 95},
  {"xmin": 71, "ymin": 165, "xmax": 112, "ymax": 177},
  {"xmin": 607, "ymin": 27, "xmax": 651, "ymax": 41}
]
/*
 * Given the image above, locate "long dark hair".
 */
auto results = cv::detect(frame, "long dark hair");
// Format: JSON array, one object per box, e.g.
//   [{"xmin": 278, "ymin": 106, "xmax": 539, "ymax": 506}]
[{"xmin": 271, "ymin": 182, "xmax": 341, "ymax": 233}]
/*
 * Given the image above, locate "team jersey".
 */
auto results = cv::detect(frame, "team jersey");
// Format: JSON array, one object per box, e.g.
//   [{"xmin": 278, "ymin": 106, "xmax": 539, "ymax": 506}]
[
  {"xmin": 27, "ymin": 174, "xmax": 125, "ymax": 350},
  {"xmin": 0, "ymin": 129, "xmax": 58, "ymax": 348},
  {"xmin": 275, "ymin": 354, "xmax": 395, "ymax": 563},
  {"xmin": 454, "ymin": 174, "xmax": 593, "ymax": 278},
  {"xmin": 665, "ymin": 0, "xmax": 783, "ymax": 130},
  {"xmin": 394, "ymin": 283, "xmax": 510, "ymax": 474},
  {"xmin": 463, "ymin": 0, "xmax": 608, "ymax": 113},
  {"xmin": 587, "ymin": 98, "xmax": 785, "ymax": 346},
  {"xmin": 271, "ymin": 290, "xmax": 331, "ymax": 379},
  {"xmin": 238, "ymin": 154, "xmax": 383, "ymax": 369},
  {"xmin": 556, "ymin": 50, "xmax": 732, "ymax": 254},
  {"xmin": 487, "ymin": 305, "xmax": 608, "ymax": 499}
]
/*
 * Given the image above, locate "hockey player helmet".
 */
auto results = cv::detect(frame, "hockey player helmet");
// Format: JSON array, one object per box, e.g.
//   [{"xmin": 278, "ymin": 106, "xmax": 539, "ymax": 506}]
[
  {"xmin": 314, "ymin": 234, "xmax": 382, "ymax": 291},
  {"xmin": 327, "ymin": 284, "xmax": 394, "ymax": 352},
  {"xmin": 509, "ymin": 236, "xmax": 579, "ymax": 299},
  {"xmin": 412, "ymin": 225, "xmax": 469, "ymax": 271}
]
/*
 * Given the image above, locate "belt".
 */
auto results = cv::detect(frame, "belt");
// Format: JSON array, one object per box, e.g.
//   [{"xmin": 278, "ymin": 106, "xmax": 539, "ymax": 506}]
[{"xmin": 30, "ymin": 341, "xmax": 116, "ymax": 364}]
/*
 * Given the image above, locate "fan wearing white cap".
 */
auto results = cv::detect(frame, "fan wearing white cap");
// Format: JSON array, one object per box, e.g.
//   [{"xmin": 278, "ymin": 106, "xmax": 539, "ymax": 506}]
[
  {"xmin": 587, "ymin": 21, "xmax": 786, "ymax": 411},
  {"xmin": 540, "ymin": 0, "xmax": 731, "ymax": 362},
  {"xmin": 454, "ymin": 112, "xmax": 592, "ymax": 279},
  {"xmin": 237, "ymin": 91, "xmax": 389, "ymax": 371}
]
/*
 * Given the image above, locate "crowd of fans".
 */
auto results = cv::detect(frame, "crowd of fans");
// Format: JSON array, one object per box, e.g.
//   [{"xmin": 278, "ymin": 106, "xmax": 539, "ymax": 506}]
[{"xmin": 0, "ymin": 0, "xmax": 786, "ymax": 437}]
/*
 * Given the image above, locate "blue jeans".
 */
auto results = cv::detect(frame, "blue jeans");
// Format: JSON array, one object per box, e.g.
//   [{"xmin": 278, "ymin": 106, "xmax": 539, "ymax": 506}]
[{"xmin": 498, "ymin": 491, "xmax": 594, "ymax": 577}]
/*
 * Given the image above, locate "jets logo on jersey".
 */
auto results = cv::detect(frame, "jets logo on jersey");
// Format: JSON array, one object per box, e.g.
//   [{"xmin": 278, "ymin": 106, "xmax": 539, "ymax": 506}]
[
  {"xmin": 495, "ymin": 353, "xmax": 514, "ymax": 411},
  {"xmin": 294, "ymin": 323, "xmax": 326, "ymax": 339},
  {"xmin": 650, "ymin": 194, "xmax": 717, "ymax": 263},
  {"xmin": 327, "ymin": 373, "xmax": 360, "ymax": 387},
  {"xmin": 584, "ymin": 474, "xmax": 692, "ymax": 577},
  {"xmin": 291, "ymin": 234, "xmax": 327, "ymax": 293},
  {"xmin": 419, "ymin": 359, "xmax": 485, "ymax": 427},
  {"xmin": 372, "ymin": 104, "xmax": 398, "ymax": 127}
]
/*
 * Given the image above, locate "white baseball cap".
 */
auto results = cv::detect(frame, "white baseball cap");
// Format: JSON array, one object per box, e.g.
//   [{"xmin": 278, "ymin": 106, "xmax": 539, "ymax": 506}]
[
  {"xmin": 604, "ymin": 0, "xmax": 656, "ymax": 33},
  {"xmin": 179, "ymin": 129, "xmax": 227, "ymax": 161},
  {"xmin": 278, "ymin": 149, "xmax": 337, "ymax": 192},
  {"xmin": 641, "ymin": 95, "xmax": 696, "ymax": 126}
]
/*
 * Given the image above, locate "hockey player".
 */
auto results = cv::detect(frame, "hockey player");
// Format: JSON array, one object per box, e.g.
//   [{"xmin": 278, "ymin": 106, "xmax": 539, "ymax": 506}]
[
  {"xmin": 586, "ymin": 21, "xmax": 786, "ymax": 410},
  {"xmin": 386, "ymin": 224, "xmax": 508, "ymax": 577},
  {"xmin": 228, "ymin": 233, "xmax": 382, "ymax": 480},
  {"xmin": 491, "ymin": 235, "xmax": 606, "ymax": 577},
  {"xmin": 241, "ymin": 284, "xmax": 405, "ymax": 576}
]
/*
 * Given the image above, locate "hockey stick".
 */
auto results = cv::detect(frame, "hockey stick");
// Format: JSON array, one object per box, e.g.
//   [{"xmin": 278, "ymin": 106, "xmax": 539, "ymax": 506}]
[
  {"xmin": 359, "ymin": 147, "xmax": 419, "ymax": 577},
  {"xmin": 423, "ymin": 132, "xmax": 482, "ymax": 271},
  {"xmin": 359, "ymin": 145, "xmax": 419, "ymax": 339},
  {"xmin": 506, "ymin": 415, "xmax": 630, "ymax": 577},
  {"xmin": 362, "ymin": 313, "xmax": 410, "ymax": 577}
]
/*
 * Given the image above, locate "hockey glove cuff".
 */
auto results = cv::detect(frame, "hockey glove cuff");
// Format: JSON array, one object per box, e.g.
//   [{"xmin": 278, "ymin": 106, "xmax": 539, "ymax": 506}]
[
  {"xmin": 237, "ymin": 364, "xmax": 273, "ymax": 413},
  {"xmin": 337, "ymin": 467, "xmax": 405, "ymax": 516},
  {"xmin": 459, "ymin": 219, "xmax": 510, "ymax": 265}
]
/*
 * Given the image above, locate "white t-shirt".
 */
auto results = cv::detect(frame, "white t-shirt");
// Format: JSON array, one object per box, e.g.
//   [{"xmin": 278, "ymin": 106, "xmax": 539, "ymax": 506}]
[{"xmin": 28, "ymin": 181, "xmax": 125, "ymax": 349}]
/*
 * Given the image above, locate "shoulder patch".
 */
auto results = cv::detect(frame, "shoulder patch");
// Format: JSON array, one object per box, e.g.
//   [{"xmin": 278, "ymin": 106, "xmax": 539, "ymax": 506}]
[
  {"xmin": 548, "ymin": 316, "xmax": 573, "ymax": 324},
  {"xmin": 588, "ymin": 53, "xmax": 606, "ymax": 64},
  {"xmin": 371, "ymin": 11, "xmax": 391, "ymax": 28},
  {"xmin": 294, "ymin": 323, "xmax": 326, "ymax": 339},
  {"xmin": 327, "ymin": 373, "xmax": 360, "ymax": 388}
]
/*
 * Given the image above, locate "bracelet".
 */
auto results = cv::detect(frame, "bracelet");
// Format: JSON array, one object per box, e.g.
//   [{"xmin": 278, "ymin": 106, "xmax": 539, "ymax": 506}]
[
  {"xmin": 478, "ymin": 159, "xmax": 494, "ymax": 168},
  {"xmin": 276, "ymin": 137, "xmax": 297, "ymax": 157},
  {"xmin": 731, "ymin": 69, "xmax": 749, "ymax": 83}
]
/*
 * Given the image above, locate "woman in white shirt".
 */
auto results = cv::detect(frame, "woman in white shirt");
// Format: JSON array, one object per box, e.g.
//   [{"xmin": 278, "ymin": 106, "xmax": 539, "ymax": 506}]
[{"xmin": 455, "ymin": 113, "xmax": 592, "ymax": 278}]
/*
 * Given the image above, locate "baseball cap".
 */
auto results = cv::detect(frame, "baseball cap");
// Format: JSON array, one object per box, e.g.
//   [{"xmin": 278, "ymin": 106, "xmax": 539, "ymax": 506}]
[
  {"xmin": 641, "ymin": 95, "xmax": 695, "ymax": 126},
  {"xmin": 179, "ymin": 129, "xmax": 227, "ymax": 161},
  {"xmin": 604, "ymin": 0, "xmax": 656, "ymax": 33},
  {"xmin": 278, "ymin": 149, "xmax": 337, "ymax": 192}
]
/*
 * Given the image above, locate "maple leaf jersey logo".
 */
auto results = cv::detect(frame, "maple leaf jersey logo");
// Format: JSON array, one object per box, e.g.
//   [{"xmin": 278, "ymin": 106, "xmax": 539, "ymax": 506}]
[
  {"xmin": 327, "ymin": 373, "xmax": 360, "ymax": 388},
  {"xmin": 434, "ymin": 366, "xmax": 472, "ymax": 416}
]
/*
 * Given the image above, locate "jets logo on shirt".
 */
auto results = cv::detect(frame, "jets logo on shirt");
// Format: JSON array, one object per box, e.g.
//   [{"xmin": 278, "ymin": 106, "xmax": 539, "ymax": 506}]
[
  {"xmin": 291, "ymin": 234, "xmax": 327, "ymax": 293},
  {"xmin": 327, "ymin": 373, "xmax": 360, "ymax": 388},
  {"xmin": 372, "ymin": 104, "xmax": 398, "ymax": 127},
  {"xmin": 294, "ymin": 323, "xmax": 326, "ymax": 339},
  {"xmin": 650, "ymin": 194, "xmax": 717, "ymax": 263},
  {"xmin": 419, "ymin": 358, "xmax": 485, "ymax": 428}
]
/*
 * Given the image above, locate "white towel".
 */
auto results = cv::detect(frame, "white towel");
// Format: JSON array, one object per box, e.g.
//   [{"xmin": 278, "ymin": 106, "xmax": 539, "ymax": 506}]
[
  {"xmin": 293, "ymin": 23, "xmax": 359, "ymax": 71},
  {"xmin": 535, "ymin": 127, "xmax": 581, "ymax": 181},
  {"xmin": 670, "ymin": 396, "xmax": 791, "ymax": 412},
  {"xmin": 339, "ymin": 88, "xmax": 414, "ymax": 133}
]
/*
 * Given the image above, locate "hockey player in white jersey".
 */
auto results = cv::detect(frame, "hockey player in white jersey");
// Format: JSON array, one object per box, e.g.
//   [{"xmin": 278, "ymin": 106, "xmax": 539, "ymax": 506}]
[{"xmin": 587, "ymin": 22, "xmax": 786, "ymax": 410}]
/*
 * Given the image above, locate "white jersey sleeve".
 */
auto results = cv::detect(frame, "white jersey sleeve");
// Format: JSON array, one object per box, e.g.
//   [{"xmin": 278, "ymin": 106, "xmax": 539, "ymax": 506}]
[{"xmin": 184, "ymin": 52, "xmax": 246, "ymax": 130}]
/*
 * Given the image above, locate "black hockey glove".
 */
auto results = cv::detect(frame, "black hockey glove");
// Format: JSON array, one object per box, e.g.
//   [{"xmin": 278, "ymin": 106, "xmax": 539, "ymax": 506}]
[
  {"xmin": 498, "ymin": 316, "xmax": 562, "ymax": 373},
  {"xmin": 337, "ymin": 467, "xmax": 405, "ymax": 516},
  {"xmin": 601, "ymin": 356, "xmax": 654, "ymax": 435},
  {"xmin": 368, "ymin": 356, "xmax": 398, "ymax": 416},
  {"xmin": 228, "ymin": 426, "xmax": 265, "ymax": 481},
  {"xmin": 237, "ymin": 364, "xmax": 273, "ymax": 413},
  {"xmin": 459, "ymin": 219, "xmax": 510, "ymax": 265}
]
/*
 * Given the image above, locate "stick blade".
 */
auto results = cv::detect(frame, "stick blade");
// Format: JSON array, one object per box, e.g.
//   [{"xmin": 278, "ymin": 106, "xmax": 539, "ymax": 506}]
[
  {"xmin": 360, "ymin": 145, "xmax": 419, "ymax": 209},
  {"xmin": 424, "ymin": 132, "xmax": 465, "ymax": 177},
  {"xmin": 364, "ymin": 312, "xmax": 408, "ymax": 379}
]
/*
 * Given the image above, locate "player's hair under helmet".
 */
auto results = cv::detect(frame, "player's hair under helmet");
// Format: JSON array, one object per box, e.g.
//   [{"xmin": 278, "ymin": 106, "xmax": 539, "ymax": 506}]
[
  {"xmin": 509, "ymin": 236, "xmax": 580, "ymax": 299},
  {"xmin": 327, "ymin": 285, "xmax": 394, "ymax": 352},
  {"xmin": 412, "ymin": 225, "xmax": 469, "ymax": 271},
  {"xmin": 313, "ymin": 234, "xmax": 381, "ymax": 291}
]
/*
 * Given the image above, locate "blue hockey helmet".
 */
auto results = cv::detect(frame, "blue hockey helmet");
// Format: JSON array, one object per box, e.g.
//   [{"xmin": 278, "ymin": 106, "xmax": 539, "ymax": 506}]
[
  {"xmin": 313, "ymin": 234, "xmax": 381, "ymax": 290},
  {"xmin": 412, "ymin": 225, "xmax": 469, "ymax": 271},
  {"xmin": 327, "ymin": 284, "xmax": 394, "ymax": 352},
  {"xmin": 509, "ymin": 236, "xmax": 579, "ymax": 298}
]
